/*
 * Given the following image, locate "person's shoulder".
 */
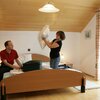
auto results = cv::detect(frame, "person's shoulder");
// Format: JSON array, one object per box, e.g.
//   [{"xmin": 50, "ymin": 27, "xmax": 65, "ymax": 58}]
[
  {"xmin": 0, "ymin": 49, "xmax": 6, "ymax": 53},
  {"xmin": 57, "ymin": 40, "xmax": 62, "ymax": 43},
  {"xmin": 53, "ymin": 39, "xmax": 56, "ymax": 41},
  {"xmin": 0, "ymin": 49, "xmax": 6, "ymax": 56}
]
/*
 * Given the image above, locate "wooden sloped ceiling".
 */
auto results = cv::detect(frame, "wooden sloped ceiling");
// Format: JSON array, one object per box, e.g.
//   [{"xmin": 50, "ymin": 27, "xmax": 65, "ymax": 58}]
[{"xmin": 0, "ymin": 0, "xmax": 100, "ymax": 32}]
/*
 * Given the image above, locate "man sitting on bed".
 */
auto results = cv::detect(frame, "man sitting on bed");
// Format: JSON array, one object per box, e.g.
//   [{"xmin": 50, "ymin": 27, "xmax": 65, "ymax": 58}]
[{"xmin": 0, "ymin": 40, "xmax": 22, "ymax": 81}]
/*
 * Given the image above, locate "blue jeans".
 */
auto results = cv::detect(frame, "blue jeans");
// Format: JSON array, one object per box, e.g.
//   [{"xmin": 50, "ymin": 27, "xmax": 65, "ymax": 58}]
[{"xmin": 50, "ymin": 57, "xmax": 60, "ymax": 69}]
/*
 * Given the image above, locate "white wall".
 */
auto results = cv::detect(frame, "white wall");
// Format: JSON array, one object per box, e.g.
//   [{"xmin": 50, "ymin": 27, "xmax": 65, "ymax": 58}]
[
  {"xmin": 62, "ymin": 32, "xmax": 81, "ymax": 69},
  {"xmin": 0, "ymin": 31, "xmax": 49, "ymax": 55},
  {"xmin": 0, "ymin": 31, "xmax": 80, "ymax": 68},
  {"xmin": 80, "ymin": 15, "xmax": 96, "ymax": 76}
]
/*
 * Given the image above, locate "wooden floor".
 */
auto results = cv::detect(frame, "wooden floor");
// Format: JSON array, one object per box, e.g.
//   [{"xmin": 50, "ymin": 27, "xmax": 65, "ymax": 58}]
[{"xmin": 7, "ymin": 75, "xmax": 100, "ymax": 100}]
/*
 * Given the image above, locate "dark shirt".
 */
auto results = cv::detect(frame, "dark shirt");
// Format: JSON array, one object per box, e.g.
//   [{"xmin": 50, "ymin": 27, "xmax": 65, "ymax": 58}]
[
  {"xmin": 50, "ymin": 39, "xmax": 62, "ymax": 59},
  {"xmin": 0, "ymin": 49, "xmax": 18, "ymax": 65}
]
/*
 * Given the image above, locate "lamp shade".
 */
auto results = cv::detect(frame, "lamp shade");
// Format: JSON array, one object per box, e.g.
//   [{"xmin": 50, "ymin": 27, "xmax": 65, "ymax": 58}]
[{"xmin": 39, "ymin": 3, "xmax": 60, "ymax": 13}]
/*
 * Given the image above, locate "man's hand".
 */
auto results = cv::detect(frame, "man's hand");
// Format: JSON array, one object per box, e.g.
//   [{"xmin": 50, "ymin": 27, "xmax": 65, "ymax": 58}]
[
  {"xmin": 13, "ymin": 65, "xmax": 21, "ymax": 69},
  {"xmin": 15, "ymin": 59, "xmax": 23, "ymax": 68}
]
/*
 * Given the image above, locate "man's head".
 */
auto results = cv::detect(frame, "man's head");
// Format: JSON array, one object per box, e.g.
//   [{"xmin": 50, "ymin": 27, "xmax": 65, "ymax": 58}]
[{"xmin": 4, "ymin": 40, "xmax": 13, "ymax": 50}]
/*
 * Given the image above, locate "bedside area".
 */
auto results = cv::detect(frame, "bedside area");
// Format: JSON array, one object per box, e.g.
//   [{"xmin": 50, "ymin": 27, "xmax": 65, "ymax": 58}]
[{"xmin": 58, "ymin": 62, "xmax": 73, "ymax": 69}]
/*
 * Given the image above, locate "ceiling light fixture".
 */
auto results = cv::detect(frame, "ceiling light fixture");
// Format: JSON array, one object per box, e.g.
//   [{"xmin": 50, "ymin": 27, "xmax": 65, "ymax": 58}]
[{"xmin": 39, "ymin": 2, "xmax": 60, "ymax": 13}]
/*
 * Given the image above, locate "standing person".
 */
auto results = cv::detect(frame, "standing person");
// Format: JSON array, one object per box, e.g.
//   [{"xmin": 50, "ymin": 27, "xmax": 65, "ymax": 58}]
[
  {"xmin": 43, "ymin": 31, "xmax": 66, "ymax": 69},
  {"xmin": 0, "ymin": 40, "xmax": 22, "ymax": 81}
]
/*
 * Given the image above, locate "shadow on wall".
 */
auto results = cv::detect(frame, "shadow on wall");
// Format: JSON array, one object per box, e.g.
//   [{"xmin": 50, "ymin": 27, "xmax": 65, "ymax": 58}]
[{"xmin": 80, "ymin": 52, "xmax": 96, "ymax": 76}]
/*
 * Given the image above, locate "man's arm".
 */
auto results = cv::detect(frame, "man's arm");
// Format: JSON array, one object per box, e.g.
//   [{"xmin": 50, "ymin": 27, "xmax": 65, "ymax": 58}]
[
  {"xmin": 2, "ymin": 60, "xmax": 20, "ymax": 69},
  {"xmin": 15, "ymin": 58, "xmax": 23, "ymax": 68}
]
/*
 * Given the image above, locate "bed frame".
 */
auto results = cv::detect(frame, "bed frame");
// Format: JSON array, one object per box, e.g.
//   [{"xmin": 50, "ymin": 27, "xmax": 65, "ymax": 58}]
[{"xmin": 0, "ymin": 53, "xmax": 86, "ymax": 99}]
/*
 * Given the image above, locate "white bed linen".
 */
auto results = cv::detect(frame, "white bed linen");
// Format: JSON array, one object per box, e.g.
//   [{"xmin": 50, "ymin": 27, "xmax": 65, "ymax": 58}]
[
  {"xmin": 66, "ymin": 68, "xmax": 82, "ymax": 73},
  {"xmin": 41, "ymin": 62, "xmax": 52, "ymax": 69},
  {"xmin": 10, "ymin": 69, "xmax": 23, "ymax": 75},
  {"xmin": 3, "ymin": 69, "xmax": 23, "ymax": 79}
]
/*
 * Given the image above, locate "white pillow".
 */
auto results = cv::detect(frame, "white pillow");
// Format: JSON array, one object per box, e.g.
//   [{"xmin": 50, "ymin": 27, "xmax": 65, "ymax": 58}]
[
  {"xmin": 42, "ymin": 62, "xmax": 52, "ymax": 69},
  {"xmin": 18, "ymin": 54, "xmax": 32, "ymax": 64},
  {"xmin": 23, "ymin": 54, "xmax": 32, "ymax": 63},
  {"xmin": 38, "ymin": 25, "xmax": 50, "ymax": 49}
]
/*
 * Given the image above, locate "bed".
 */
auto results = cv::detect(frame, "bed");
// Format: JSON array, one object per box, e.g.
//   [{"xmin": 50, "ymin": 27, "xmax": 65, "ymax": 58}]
[{"xmin": 0, "ymin": 53, "xmax": 86, "ymax": 99}]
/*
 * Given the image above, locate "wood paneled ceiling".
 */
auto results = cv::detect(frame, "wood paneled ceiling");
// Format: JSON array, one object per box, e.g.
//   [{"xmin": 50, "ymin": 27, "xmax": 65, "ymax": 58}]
[{"xmin": 0, "ymin": 0, "xmax": 100, "ymax": 32}]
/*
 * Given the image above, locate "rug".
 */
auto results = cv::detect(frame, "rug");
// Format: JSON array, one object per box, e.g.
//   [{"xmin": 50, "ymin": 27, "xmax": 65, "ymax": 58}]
[{"xmin": 75, "ymin": 80, "xmax": 100, "ymax": 90}]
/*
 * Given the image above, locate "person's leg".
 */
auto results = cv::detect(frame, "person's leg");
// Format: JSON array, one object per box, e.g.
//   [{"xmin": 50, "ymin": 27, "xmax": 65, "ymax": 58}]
[
  {"xmin": 53, "ymin": 57, "xmax": 60, "ymax": 69},
  {"xmin": 0, "ymin": 66, "xmax": 13, "ymax": 81},
  {"xmin": 50, "ymin": 59, "xmax": 55, "ymax": 69},
  {"xmin": 50, "ymin": 57, "xmax": 60, "ymax": 69},
  {"xmin": 0, "ymin": 73, "xmax": 3, "ymax": 81}
]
